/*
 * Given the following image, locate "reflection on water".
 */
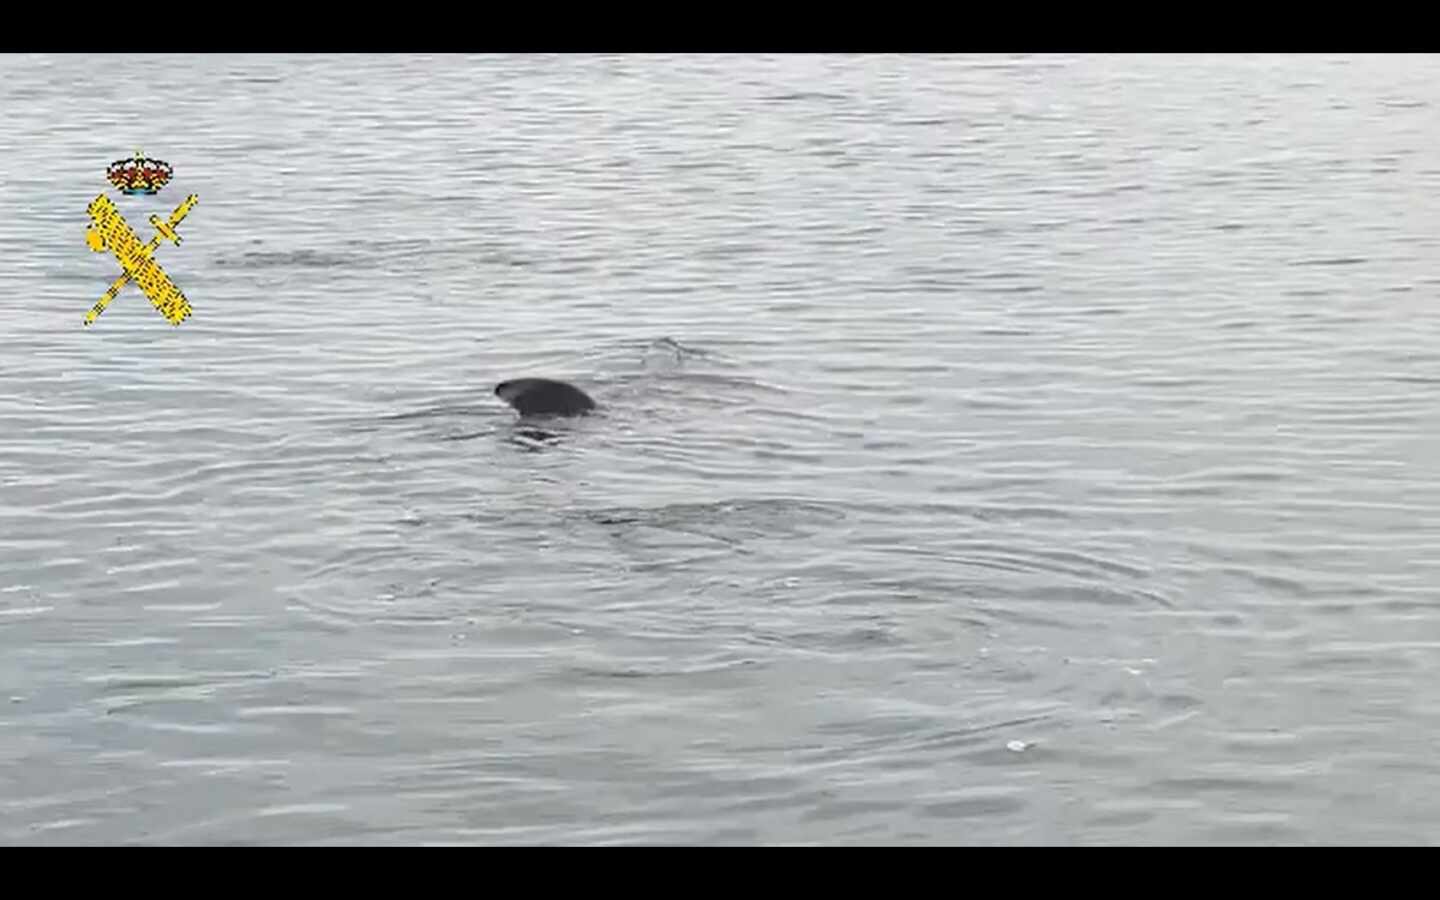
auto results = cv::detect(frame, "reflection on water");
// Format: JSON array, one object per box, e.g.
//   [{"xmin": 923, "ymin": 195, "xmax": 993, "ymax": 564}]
[{"xmin": 2, "ymin": 54, "xmax": 1440, "ymax": 845}]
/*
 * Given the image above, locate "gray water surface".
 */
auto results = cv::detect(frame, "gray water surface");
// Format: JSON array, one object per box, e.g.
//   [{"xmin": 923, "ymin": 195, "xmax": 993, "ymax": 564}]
[{"xmin": 2, "ymin": 54, "xmax": 1440, "ymax": 845}]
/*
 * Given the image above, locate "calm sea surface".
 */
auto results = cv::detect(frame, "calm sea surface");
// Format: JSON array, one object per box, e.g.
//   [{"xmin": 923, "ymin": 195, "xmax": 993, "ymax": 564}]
[{"xmin": 2, "ymin": 54, "xmax": 1439, "ymax": 844}]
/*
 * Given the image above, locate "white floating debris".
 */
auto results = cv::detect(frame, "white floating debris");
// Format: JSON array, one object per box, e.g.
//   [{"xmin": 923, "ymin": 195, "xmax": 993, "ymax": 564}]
[{"xmin": 1007, "ymin": 740, "xmax": 1029, "ymax": 753}]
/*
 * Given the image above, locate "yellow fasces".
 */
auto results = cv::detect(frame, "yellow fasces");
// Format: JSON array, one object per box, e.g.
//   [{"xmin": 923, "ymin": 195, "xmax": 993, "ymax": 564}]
[{"xmin": 84, "ymin": 192, "xmax": 198, "ymax": 326}]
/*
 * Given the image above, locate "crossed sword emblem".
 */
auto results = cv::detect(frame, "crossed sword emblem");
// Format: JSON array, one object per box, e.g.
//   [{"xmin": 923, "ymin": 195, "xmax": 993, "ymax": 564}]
[{"xmin": 84, "ymin": 192, "xmax": 199, "ymax": 326}]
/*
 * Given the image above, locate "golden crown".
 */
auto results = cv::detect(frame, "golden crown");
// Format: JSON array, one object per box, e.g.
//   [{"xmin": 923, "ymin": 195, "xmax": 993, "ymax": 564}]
[{"xmin": 107, "ymin": 151, "xmax": 173, "ymax": 195}]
